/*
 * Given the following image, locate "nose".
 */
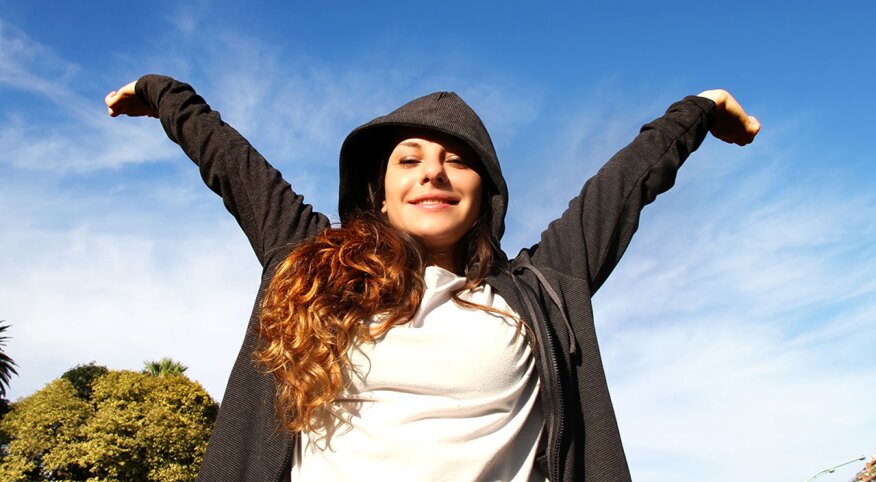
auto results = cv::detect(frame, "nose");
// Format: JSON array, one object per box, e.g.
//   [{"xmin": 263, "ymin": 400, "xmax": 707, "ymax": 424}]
[{"xmin": 420, "ymin": 157, "xmax": 447, "ymax": 185}]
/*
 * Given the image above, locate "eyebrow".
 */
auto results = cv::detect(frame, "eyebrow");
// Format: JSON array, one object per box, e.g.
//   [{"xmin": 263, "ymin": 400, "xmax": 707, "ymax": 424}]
[{"xmin": 397, "ymin": 139, "xmax": 467, "ymax": 154}]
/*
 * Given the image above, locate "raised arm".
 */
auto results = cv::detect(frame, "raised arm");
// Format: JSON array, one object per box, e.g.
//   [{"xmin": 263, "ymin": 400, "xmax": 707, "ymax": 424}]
[
  {"xmin": 529, "ymin": 90, "xmax": 759, "ymax": 293},
  {"xmin": 106, "ymin": 75, "xmax": 330, "ymax": 266}
]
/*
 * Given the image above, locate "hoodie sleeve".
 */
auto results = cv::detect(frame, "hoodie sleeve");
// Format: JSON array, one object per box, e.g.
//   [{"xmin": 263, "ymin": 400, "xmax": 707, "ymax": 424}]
[
  {"xmin": 528, "ymin": 96, "xmax": 715, "ymax": 293},
  {"xmin": 135, "ymin": 75, "xmax": 330, "ymax": 267}
]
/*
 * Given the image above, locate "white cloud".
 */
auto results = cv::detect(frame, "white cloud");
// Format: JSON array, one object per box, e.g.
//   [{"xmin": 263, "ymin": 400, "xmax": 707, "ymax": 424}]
[
  {"xmin": 0, "ymin": 20, "xmax": 78, "ymax": 102},
  {"xmin": 500, "ymin": 89, "xmax": 662, "ymax": 251},
  {"xmin": 0, "ymin": 114, "xmax": 177, "ymax": 172},
  {"xmin": 607, "ymin": 320, "xmax": 875, "ymax": 481},
  {"xmin": 0, "ymin": 20, "xmax": 178, "ymax": 173},
  {"xmin": 1, "ymin": 204, "xmax": 260, "ymax": 401}
]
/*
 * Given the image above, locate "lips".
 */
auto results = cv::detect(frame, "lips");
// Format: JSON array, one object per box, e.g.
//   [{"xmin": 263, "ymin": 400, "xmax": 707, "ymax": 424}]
[{"xmin": 409, "ymin": 194, "xmax": 460, "ymax": 207}]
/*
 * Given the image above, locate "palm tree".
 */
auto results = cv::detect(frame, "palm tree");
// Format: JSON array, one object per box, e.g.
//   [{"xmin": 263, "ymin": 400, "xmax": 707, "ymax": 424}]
[
  {"xmin": 0, "ymin": 321, "xmax": 18, "ymax": 399},
  {"xmin": 142, "ymin": 357, "xmax": 188, "ymax": 377}
]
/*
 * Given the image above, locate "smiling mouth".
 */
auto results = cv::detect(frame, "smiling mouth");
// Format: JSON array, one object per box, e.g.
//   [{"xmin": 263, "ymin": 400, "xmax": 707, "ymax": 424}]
[
  {"xmin": 409, "ymin": 194, "xmax": 461, "ymax": 207},
  {"xmin": 412, "ymin": 199, "xmax": 459, "ymax": 206}
]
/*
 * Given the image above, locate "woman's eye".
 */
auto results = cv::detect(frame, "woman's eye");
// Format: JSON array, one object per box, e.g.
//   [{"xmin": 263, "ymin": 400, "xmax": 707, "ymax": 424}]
[
  {"xmin": 398, "ymin": 158, "xmax": 419, "ymax": 166},
  {"xmin": 447, "ymin": 157, "xmax": 469, "ymax": 167}
]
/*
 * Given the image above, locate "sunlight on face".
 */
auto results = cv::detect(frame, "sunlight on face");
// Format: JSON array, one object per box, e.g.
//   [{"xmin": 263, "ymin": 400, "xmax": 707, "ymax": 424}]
[{"xmin": 382, "ymin": 133, "xmax": 482, "ymax": 263}]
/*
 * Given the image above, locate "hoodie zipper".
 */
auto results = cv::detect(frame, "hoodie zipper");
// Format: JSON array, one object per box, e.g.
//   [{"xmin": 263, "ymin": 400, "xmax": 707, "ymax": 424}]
[
  {"xmin": 538, "ymin": 308, "xmax": 565, "ymax": 482},
  {"xmin": 511, "ymin": 273, "xmax": 565, "ymax": 482}
]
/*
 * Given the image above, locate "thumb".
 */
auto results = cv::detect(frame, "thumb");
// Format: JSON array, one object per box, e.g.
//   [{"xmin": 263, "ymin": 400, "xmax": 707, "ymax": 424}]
[
  {"xmin": 105, "ymin": 90, "xmax": 121, "ymax": 117},
  {"xmin": 104, "ymin": 90, "xmax": 117, "ymax": 106},
  {"xmin": 748, "ymin": 115, "xmax": 761, "ymax": 129},
  {"xmin": 747, "ymin": 115, "xmax": 761, "ymax": 136}
]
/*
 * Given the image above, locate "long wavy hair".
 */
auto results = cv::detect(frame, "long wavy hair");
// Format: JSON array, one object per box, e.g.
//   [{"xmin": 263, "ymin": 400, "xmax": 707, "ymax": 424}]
[{"xmin": 256, "ymin": 156, "xmax": 511, "ymax": 436}]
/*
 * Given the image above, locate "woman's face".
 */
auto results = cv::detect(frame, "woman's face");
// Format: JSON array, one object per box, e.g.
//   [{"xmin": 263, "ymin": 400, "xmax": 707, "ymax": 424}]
[{"xmin": 382, "ymin": 133, "xmax": 482, "ymax": 257}]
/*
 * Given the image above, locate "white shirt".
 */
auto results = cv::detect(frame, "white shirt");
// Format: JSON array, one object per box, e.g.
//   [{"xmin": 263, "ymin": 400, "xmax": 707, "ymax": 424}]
[{"xmin": 294, "ymin": 266, "xmax": 546, "ymax": 481}]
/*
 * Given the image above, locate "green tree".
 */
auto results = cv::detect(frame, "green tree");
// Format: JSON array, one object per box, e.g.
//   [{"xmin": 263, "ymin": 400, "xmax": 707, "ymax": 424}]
[
  {"xmin": 0, "ymin": 368, "xmax": 217, "ymax": 481},
  {"xmin": 0, "ymin": 378, "xmax": 90, "ymax": 480},
  {"xmin": 0, "ymin": 322, "xmax": 18, "ymax": 400},
  {"xmin": 61, "ymin": 361, "xmax": 109, "ymax": 400},
  {"xmin": 143, "ymin": 357, "xmax": 188, "ymax": 377}
]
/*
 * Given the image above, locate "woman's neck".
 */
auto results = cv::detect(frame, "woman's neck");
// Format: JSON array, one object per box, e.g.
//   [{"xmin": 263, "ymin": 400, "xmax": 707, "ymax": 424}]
[{"xmin": 426, "ymin": 251, "xmax": 460, "ymax": 275}]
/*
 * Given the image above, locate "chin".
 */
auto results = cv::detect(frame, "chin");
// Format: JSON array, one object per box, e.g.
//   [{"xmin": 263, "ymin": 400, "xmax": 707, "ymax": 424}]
[{"xmin": 409, "ymin": 230, "xmax": 463, "ymax": 251}]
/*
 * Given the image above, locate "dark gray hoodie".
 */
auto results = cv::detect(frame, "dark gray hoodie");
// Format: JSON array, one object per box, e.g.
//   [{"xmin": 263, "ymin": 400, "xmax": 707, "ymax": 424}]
[{"xmin": 137, "ymin": 74, "xmax": 716, "ymax": 482}]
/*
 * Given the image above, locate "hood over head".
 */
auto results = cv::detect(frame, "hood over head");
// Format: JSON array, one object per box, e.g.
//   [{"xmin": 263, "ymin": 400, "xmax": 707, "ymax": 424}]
[{"xmin": 339, "ymin": 91, "xmax": 508, "ymax": 241}]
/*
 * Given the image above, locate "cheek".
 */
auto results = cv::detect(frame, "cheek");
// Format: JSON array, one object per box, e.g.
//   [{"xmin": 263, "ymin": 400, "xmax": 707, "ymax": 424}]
[
  {"xmin": 381, "ymin": 172, "xmax": 404, "ymax": 216},
  {"xmin": 383, "ymin": 169, "xmax": 412, "ymax": 199},
  {"xmin": 465, "ymin": 177, "xmax": 483, "ymax": 214}
]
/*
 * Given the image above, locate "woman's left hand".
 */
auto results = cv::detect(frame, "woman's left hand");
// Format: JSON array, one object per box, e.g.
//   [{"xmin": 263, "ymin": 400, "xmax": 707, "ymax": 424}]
[
  {"xmin": 697, "ymin": 89, "xmax": 760, "ymax": 146},
  {"xmin": 105, "ymin": 80, "xmax": 158, "ymax": 118}
]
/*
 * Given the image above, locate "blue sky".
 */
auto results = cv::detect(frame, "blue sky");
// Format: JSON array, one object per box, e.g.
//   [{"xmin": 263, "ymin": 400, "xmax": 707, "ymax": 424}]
[{"xmin": 1, "ymin": 1, "xmax": 874, "ymax": 480}]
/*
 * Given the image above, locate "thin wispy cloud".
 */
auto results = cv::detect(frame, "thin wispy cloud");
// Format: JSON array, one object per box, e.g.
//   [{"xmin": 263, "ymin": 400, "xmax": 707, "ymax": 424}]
[
  {"xmin": 138, "ymin": 26, "xmax": 548, "ymax": 214},
  {"xmin": 0, "ymin": 215, "xmax": 259, "ymax": 399},
  {"xmin": 588, "ymin": 115, "xmax": 876, "ymax": 480},
  {"xmin": 0, "ymin": 20, "xmax": 78, "ymax": 102},
  {"xmin": 608, "ymin": 318, "xmax": 874, "ymax": 481},
  {"xmin": 0, "ymin": 22, "xmax": 176, "ymax": 173}
]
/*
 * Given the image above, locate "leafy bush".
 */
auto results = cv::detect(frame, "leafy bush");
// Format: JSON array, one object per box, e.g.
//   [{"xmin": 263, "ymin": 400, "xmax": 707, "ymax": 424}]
[{"xmin": 0, "ymin": 369, "xmax": 217, "ymax": 481}]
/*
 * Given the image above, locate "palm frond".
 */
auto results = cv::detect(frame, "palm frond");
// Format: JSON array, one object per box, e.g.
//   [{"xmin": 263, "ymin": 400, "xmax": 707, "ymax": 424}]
[{"xmin": 0, "ymin": 321, "xmax": 19, "ymax": 399}]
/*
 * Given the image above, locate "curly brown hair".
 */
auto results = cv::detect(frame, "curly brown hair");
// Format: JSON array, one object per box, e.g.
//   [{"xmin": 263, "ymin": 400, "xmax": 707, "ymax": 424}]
[{"xmin": 255, "ymin": 162, "xmax": 512, "ymax": 435}]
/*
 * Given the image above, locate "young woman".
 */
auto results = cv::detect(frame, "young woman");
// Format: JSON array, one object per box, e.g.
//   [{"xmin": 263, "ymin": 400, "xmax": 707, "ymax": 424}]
[{"xmin": 106, "ymin": 76, "xmax": 759, "ymax": 482}]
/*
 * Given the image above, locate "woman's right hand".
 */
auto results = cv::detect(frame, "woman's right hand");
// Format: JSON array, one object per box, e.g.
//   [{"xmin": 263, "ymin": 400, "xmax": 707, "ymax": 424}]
[
  {"xmin": 696, "ymin": 89, "xmax": 760, "ymax": 146},
  {"xmin": 105, "ymin": 80, "xmax": 158, "ymax": 118}
]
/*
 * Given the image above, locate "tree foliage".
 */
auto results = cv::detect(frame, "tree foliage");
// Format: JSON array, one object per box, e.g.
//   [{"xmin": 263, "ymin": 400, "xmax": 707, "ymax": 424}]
[
  {"xmin": 61, "ymin": 362, "xmax": 109, "ymax": 400},
  {"xmin": 0, "ymin": 378, "xmax": 90, "ymax": 480},
  {"xmin": 0, "ymin": 322, "xmax": 18, "ymax": 399},
  {"xmin": 0, "ymin": 369, "xmax": 218, "ymax": 481}
]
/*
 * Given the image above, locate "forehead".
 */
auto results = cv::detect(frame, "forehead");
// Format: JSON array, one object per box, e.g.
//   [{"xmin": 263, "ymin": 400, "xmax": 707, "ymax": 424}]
[{"xmin": 387, "ymin": 129, "xmax": 474, "ymax": 156}]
